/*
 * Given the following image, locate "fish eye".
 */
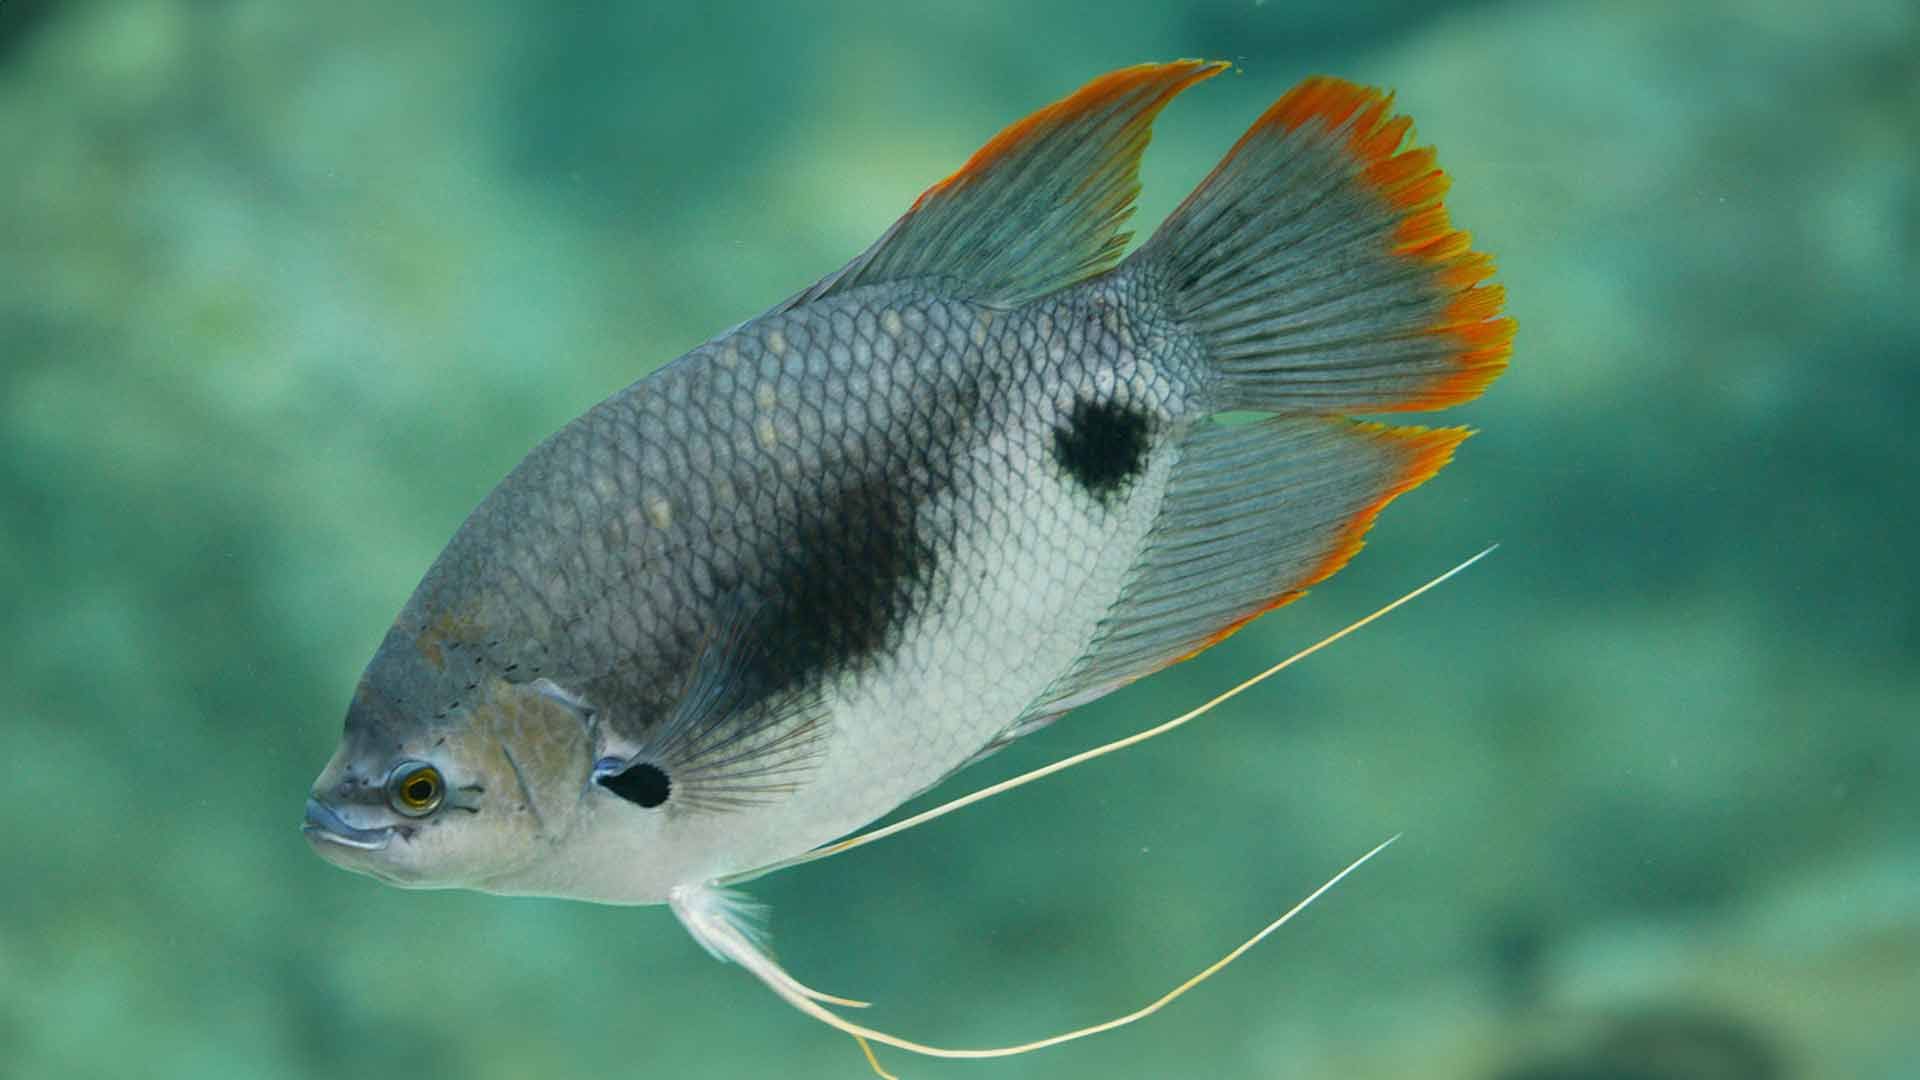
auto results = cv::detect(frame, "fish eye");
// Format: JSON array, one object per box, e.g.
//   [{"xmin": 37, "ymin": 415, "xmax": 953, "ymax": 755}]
[{"xmin": 386, "ymin": 761, "xmax": 444, "ymax": 816}]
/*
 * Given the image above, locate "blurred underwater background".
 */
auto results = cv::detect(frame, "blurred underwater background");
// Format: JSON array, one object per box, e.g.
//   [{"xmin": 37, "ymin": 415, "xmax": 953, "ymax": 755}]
[{"xmin": 2, "ymin": 0, "xmax": 1916, "ymax": 1077}]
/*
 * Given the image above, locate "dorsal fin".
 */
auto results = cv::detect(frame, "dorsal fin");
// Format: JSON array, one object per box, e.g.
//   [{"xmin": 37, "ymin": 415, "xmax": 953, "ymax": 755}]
[{"xmin": 782, "ymin": 60, "xmax": 1227, "ymax": 310}]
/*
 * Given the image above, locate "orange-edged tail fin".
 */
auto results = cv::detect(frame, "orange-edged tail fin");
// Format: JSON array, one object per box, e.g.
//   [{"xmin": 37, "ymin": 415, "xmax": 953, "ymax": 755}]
[
  {"xmin": 1023, "ymin": 416, "xmax": 1469, "ymax": 719},
  {"xmin": 783, "ymin": 60, "xmax": 1227, "ymax": 311},
  {"xmin": 1133, "ymin": 75, "xmax": 1513, "ymax": 414}
]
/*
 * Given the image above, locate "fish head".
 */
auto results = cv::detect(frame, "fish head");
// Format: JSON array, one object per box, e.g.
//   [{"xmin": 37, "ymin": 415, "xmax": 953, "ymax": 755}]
[{"xmin": 305, "ymin": 629, "xmax": 596, "ymax": 892}]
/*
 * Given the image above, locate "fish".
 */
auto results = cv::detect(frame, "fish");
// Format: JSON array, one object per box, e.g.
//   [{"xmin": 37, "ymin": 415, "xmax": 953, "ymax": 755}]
[{"xmin": 305, "ymin": 59, "xmax": 1512, "ymax": 1063}]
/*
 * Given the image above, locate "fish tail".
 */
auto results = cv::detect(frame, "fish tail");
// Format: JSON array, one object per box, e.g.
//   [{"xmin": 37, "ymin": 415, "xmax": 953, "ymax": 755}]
[
  {"xmin": 1129, "ymin": 76, "xmax": 1513, "ymax": 414},
  {"xmin": 1024, "ymin": 79, "xmax": 1512, "ymax": 716}
]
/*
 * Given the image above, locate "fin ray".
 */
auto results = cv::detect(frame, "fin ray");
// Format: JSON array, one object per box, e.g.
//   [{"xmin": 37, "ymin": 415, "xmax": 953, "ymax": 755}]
[
  {"xmin": 599, "ymin": 591, "xmax": 830, "ymax": 813},
  {"xmin": 1131, "ymin": 76, "xmax": 1512, "ymax": 413},
  {"xmin": 1024, "ymin": 416, "xmax": 1465, "ymax": 717},
  {"xmin": 784, "ymin": 60, "xmax": 1227, "ymax": 309}
]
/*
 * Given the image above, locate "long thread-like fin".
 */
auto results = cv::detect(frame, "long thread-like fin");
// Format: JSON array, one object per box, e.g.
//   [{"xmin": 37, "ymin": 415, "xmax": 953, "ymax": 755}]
[
  {"xmin": 1133, "ymin": 76, "xmax": 1513, "ymax": 413},
  {"xmin": 674, "ymin": 837, "xmax": 1397, "ymax": 1072},
  {"xmin": 783, "ymin": 60, "xmax": 1226, "ymax": 309},
  {"xmin": 1026, "ymin": 416, "xmax": 1466, "ymax": 718}
]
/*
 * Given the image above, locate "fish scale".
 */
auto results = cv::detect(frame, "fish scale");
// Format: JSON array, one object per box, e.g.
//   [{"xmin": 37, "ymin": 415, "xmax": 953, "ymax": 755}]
[
  {"xmin": 308, "ymin": 62, "xmax": 1512, "ymax": 937},
  {"xmin": 554, "ymin": 286, "xmax": 1187, "ymax": 880}
]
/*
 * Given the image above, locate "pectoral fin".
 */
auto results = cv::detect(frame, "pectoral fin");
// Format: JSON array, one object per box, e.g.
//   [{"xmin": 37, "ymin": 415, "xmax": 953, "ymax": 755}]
[{"xmin": 597, "ymin": 592, "xmax": 831, "ymax": 813}]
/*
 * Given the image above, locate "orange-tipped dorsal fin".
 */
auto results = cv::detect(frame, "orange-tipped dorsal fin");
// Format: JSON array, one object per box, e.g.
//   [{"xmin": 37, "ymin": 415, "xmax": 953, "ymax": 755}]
[{"xmin": 783, "ymin": 61, "xmax": 1226, "ymax": 310}]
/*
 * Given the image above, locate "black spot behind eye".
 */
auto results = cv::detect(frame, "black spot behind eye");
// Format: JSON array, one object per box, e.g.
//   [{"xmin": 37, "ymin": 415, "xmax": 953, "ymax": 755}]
[{"xmin": 601, "ymin": 762, "xmax": 672, "ymax": 808}]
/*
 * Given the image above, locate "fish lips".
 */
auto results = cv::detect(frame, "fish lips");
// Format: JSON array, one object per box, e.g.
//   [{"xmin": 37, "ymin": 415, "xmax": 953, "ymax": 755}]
[{"xmin": 302, "ymin": 796, "xmax": 396, "ymax": 852}]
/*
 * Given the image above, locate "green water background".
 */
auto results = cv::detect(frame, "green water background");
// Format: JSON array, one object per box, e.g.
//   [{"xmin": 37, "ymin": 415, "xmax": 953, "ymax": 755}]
[{"xmin": 3, "ymin": 1, "xmax": 1915, "ymax": 1077}]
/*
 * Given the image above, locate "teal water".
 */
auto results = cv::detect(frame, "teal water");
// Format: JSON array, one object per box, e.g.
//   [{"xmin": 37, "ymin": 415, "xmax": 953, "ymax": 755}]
[{"xmin": 3, "ymin": 2, "xmax": 1915, "ymax": 1077}]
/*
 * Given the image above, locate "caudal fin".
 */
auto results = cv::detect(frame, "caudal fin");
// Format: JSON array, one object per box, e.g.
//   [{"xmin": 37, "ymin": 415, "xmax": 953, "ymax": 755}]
[
  {"xmin": 1131, "ymin": 76, "xmax": 1513, "ymax": 414},
  {"xmin": 1010, "ymin": 77, "xmax": 1511, "ymax": 721}
]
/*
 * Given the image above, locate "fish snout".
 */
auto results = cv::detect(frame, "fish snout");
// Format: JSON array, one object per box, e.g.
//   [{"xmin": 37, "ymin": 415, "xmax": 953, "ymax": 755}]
[{"xmin": 302, "ymin": 795, "xmax": 395, "ymax": 852}]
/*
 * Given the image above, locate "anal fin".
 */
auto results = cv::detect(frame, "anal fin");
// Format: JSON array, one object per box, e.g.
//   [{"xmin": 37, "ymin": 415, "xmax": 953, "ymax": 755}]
[{"xmin": 1025, "ymin": 416, "xmax": 1464, "ymax": 718}]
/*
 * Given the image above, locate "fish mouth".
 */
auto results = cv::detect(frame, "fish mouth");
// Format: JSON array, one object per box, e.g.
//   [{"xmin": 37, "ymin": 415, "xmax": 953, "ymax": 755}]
[{"xmin": 302, "ymin": 797, "xmax": 395, "ymax": 851}]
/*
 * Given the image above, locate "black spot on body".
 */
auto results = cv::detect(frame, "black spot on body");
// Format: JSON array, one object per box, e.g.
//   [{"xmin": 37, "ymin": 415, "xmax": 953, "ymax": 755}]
[
  {"xmin": 752, "ymin": 477, "xmax": 934, "ymax": 697},
  {"xmin": 1054, "ymin": 398, "xmax": 1153, "ymax": 504},
  {"xmin": 602, "ymin": 762, "xmax": 672, "ymax": 807},
  {"xmin": 584, "ymin": 346, "xmax": 985, "ymax": 743}
]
